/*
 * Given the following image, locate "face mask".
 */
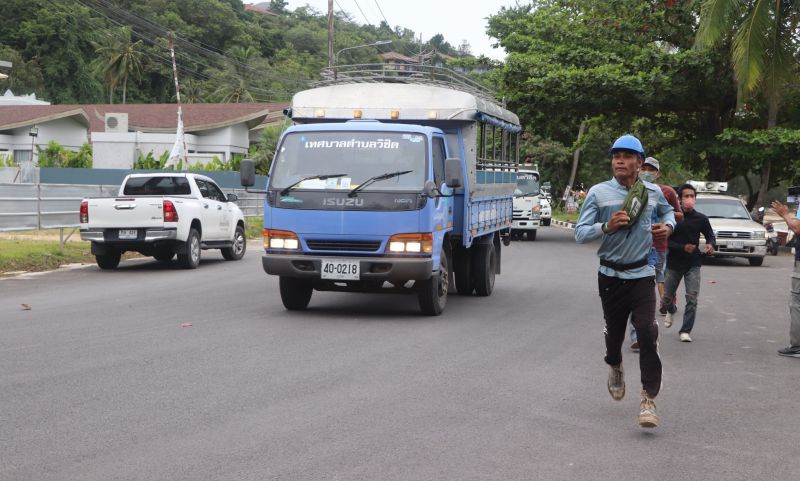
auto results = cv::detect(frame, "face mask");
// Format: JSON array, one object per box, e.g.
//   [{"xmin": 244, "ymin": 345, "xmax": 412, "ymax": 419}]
[
  {"xmin": 683, "ymin": 197, "xmax": 696, "ymax": 210},
  {"xmin": 638, "ymin": 171, "xmax": 657, "ymax": 183}
]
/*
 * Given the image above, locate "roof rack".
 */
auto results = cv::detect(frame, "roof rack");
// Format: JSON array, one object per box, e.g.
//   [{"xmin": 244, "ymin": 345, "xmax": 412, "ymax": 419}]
[{"xmin": 315, "ymin": 64, "xmax": 501, "ymax": 105}]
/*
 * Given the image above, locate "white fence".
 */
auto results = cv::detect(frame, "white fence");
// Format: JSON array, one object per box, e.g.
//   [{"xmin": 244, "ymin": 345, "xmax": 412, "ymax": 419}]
[{"xmin": 0, "ymin": 183, "xmax": 264, "ymax": 232}]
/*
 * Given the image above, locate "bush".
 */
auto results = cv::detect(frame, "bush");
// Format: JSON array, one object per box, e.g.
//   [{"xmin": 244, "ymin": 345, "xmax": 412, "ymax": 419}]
[{"xmin": 36, "ymin": 141, "xmax": 92, "ymax": 168}]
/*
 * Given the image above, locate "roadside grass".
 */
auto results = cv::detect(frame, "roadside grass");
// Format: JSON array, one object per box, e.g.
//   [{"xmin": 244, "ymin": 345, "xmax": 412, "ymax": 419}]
[
  {"xmin": 245, "ymin": 216, "xmax": 263, "ymax": 239},
  {"xmin": 552, "ymin": 208, "xmax": 579, "ymax": 224},
  {"xmin": 0, "ymin": 238, "xmax": 95, "ymax": 273},
  {"xmin": 1, "ymin": 218, "xmax": 264, "ymax": 275}
]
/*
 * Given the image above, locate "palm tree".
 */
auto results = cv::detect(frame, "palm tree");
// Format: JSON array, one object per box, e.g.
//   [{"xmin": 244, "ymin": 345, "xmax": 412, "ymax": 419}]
[
  {"xmin": 695, "ymin": 0, "xmax": 800, "ymax": 207},
  {"xmin": 91, "ymin": 27, "xmax": 144, "ymax": 104}
]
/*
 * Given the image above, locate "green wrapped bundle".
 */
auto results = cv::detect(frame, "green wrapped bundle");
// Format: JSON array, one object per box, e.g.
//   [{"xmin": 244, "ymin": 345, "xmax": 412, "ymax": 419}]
[{"xmin": 619, "ymin": 180, "xmax": 649, "ymax": 229}]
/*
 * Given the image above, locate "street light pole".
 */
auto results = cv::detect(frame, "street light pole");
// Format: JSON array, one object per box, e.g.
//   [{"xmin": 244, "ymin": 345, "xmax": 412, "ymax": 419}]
[{"xmin": 334, "ymin": 40, "xmax": 392, "ymax": 66}]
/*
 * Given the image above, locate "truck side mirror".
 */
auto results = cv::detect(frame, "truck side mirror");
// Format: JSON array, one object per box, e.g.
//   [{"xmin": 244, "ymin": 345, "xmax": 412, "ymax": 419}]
[
  {"xmin": 226, "ymin": 193, "xmax": 238, "ymax": 202},
  {"xmin": 240, "ymin": 159, "xmax": 255, "ymax": 187},
  {"xmin": 444, "ymin": 158, "xmax": 463, "ymax": 188}
]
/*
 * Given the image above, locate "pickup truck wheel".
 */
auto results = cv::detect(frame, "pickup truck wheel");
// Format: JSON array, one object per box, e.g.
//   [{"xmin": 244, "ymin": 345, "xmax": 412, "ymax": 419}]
[
  {"xmin": 96, "ymin": 250, "xmax": 121, "ymax": 270},
  {"xmin": 418, "ymin": 249, "xmax": 449, "ymax": 316},
  {"xmin": 279, "ymin": 277, "xmax": 313, "ymax": 310},
  {"xmin": 221, "ymin": 225, "xmax": 246, "ymax": 260},
  {"xmin": 453, "ymin": 247, "xmax": 474, "ymax": 295},
  {"xmin": 473, "ymin": 243, "xmax": 496, "ymax": 297},
  {"xmin": 177, "ymin": 228, "xmax": 201, "ymax": 269},
  {"xmin": 153, "ymin": 249, "xmax": 174, "ymax": 262},
  {"xmin": 748, "ymin": 256, "xmax": 764, "ymax": 266}
]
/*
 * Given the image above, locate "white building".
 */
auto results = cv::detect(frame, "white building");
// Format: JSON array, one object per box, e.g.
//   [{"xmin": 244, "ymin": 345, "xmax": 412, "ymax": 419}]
[{"xmin": 0, "ymin": 102, "xmax": 288, "ymax": 169}]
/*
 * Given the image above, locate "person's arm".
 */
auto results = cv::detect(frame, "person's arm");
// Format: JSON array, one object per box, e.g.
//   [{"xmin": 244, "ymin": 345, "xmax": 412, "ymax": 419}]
[
  {"xmin": 575, "ymin": 189, "xmax": 603, "ymax": 243},
  {"xmin": 665, "ymin": 187, "xmax": 684, "ymax": 222},
  {"xmin": 772, "ymin": 201, "xmax": 800, "ymax": 235},
  {"xmin": 652, "ymin": 188, "xmax": 675, "ymax": 241},
  {"xmin": 702, "ymin": 217, "xmax": 716, "ymax": 254}
]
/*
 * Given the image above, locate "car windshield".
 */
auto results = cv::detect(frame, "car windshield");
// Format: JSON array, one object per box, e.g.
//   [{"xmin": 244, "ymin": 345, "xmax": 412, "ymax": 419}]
[
  {"xmin": 695, "ymin": 197, "xmax": 751, "ymax": 219},
  {"xmin": 515, "ymin": 172, "xmax": 540, "ymax": 196},
  {"xmin": 270, "ymin": 131, "xmax": 427, "ymax": 192}
]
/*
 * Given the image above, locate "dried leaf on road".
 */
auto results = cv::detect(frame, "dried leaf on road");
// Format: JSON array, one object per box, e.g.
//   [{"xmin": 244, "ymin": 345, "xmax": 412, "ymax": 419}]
[{"xmin": 21, "ymin": 303, "xmax": 32, "ymax": 310}]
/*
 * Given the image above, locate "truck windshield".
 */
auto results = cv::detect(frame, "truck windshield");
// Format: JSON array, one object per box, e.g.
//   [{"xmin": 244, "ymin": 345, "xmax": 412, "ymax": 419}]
[
  {"xmin": 270, "ymin": 131, "xmax": 427, "ymax": 192},
  {"xmin": 123, "ymin": 176, "xmax": 191, "ymax": 196},
  {"xmin": 696, "ymin": 197, "xmax": 751, "ymax": 219},
  {"xmin": 515, "ymin": 172, "xmax": 540, "ymax": 196}
]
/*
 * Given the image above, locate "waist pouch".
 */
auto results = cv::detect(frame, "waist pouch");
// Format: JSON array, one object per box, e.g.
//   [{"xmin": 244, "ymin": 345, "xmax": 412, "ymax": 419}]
[{"xmin": 600, "ymin": 257, "xmax": 649, "ymax": 271}]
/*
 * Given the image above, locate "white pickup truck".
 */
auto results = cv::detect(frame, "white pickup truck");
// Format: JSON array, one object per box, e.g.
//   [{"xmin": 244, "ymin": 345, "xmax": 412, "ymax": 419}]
[{"xmin": 80, "ymin": 173, "xmax": 246, "ymax": 270}]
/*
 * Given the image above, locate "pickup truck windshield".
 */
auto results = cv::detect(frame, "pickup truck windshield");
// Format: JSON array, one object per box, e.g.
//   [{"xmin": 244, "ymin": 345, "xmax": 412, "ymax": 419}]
[
  {"xmin": 123, "ymin": 176, "xmax": 191, "ymax": 196},
  {"xmin": 696, "ymin": 197, "xmax": 751, "ymax": 219},
  {"xmin": 515, "ymin": 173, "xmax": 540, "ymax": 196},
  {"xmin": 270, "ymin": 132, "xmax": 427, "ymax": 192}
]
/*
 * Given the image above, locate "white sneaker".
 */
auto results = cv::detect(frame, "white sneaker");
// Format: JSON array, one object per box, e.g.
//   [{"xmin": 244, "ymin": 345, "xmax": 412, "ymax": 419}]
[
  {"xmin": 680, "ymin": 332, "xmax": 692, "ymax": 342},
  {"xmin": 607, "ymin": 363, "xmax": 625, "ymax": 401},
  {"xmin": 664, "ymin": 311, "xmax": 674, "ymax": 328}
]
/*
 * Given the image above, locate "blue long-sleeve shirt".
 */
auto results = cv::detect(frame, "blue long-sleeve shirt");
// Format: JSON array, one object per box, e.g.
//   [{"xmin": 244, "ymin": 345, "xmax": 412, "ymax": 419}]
[{"xmin": 575, "ymin": 177, "xmax": 676, "ymax": 279}]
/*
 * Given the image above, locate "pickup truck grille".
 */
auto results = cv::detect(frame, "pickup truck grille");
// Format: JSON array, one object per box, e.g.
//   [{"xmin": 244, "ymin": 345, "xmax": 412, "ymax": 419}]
[
  {"xmin": 716, "ymin": 231, "xmax": 754, "ymax": 239},
  {"xmin": 306, "ymin": 240, "xmax": 381, "ymax": 252}
]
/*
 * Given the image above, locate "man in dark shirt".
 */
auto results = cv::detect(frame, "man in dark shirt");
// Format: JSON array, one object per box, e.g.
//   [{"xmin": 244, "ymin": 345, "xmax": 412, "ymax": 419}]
[{"xmin": 661, "ymin": 183, "xmax": 715, "ymax": 342}]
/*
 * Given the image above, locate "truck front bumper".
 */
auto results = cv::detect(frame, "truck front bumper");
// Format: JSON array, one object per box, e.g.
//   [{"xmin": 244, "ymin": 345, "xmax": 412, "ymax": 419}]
[
  {"xmin": 263, "ymin": 254, "xmax": 433, "ymax": 281},
  {"xmin": 512, "ymin": 218, "xmax": 540, "ymax": 230}
]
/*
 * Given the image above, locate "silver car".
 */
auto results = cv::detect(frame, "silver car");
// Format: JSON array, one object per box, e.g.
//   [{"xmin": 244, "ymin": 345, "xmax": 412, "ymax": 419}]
[{"xmin": 695, "ymin": 192, "xmax": 767, "ymax": 266}]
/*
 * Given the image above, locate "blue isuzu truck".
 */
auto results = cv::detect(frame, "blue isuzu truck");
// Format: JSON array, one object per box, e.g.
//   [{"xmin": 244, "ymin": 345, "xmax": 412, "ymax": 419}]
[{"xmin": 241, "ymin": 66, "xmax": 522, "ymax": 315}]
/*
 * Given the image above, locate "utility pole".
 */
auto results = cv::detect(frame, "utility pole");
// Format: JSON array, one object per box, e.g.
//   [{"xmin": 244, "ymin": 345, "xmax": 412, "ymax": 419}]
[
  {"xmin": 327, "ymin": 0, "xmax": 334, "ymax": 68},
  {"xmin": 566, "ymin": 120, "xmax": 586, "ymax": 197}
]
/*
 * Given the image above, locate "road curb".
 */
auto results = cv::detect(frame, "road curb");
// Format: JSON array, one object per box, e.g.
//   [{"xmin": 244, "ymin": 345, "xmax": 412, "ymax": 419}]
[{"xmin": 552, "ymin": 219, "xmax": 576, "ymax": 229}]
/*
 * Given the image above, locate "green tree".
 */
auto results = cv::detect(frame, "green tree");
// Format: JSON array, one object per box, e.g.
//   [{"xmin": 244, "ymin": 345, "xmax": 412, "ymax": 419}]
[
  {"xmin": 90, "ymin": 27, "xmax": 145, "ymax": 104},
  {"xmin": 696, "ymin": 0, "xmax": 800, "ymax": 207},
  {"xmin": 487, "ymin": 0, "xmax": 739, "ymax": 189}
]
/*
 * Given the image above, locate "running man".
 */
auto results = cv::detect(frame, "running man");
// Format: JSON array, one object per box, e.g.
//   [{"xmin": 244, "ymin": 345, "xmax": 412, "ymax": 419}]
[{"xmin": 576, "ymin": 134, "xmax": 676, "ymax": 428}]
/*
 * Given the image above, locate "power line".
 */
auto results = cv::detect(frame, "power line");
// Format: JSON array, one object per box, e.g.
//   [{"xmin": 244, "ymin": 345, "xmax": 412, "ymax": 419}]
[
  {"xmin": 372, "ymin": 0, "xmax": 390, "ymax": 26},
  {"xmin": 351, "ymin": 0, "xmax": 372, "ymax": 25}
]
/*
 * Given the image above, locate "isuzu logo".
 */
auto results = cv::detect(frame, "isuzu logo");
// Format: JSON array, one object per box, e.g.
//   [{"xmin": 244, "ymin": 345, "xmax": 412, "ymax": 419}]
[{"xmin": 323, "ymin": 197, "xmax": 364, "ymax": 207}]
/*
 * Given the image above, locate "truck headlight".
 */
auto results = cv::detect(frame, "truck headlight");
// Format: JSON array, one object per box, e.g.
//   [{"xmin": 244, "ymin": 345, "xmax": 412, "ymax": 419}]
[
  {"xmin": 264, "ymin": 229, "xmax": 300, "ymax": 250},
  {"xmin": 388, "ymin": 233, "xmax": 433, "ymax": 253}
]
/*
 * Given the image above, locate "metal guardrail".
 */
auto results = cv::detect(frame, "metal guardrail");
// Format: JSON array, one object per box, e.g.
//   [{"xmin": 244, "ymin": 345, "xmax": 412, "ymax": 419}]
[
  {"xmin": 0, "ymin": 183, "xmax": 264, "ymax": 233},
  {"xmin": 316, "ymin": 64, "xmax": 499, "ymax": 104}
]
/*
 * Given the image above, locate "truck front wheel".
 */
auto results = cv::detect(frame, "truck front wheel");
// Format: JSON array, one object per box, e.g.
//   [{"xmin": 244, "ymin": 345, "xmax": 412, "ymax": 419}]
[
  {"xmin": 221, "ymin": 225, "xmax": 246, "ymax": 261},
  {"xmin": 526, "ymin": 230, "xmax": 537, "ymax": 241},
  {"xmin": 473, "ymin": 243, "xmax": 496, "ymax": 296},
  {"xmin": 279, "ymin": 277, "xmax": 313, "ymax": 310},
  {"xmin": 96, "ymin": 250, "xmax": 121, "ymax": 270},
  {"xmin": 418, "ymin": 249, "xmax": 449, "ymax": 316}
]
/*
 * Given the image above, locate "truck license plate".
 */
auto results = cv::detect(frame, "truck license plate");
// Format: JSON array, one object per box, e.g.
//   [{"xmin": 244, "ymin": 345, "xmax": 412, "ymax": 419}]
[
  {"xmin": 119, "ymin": 229, "xmax": 138, "ymax": 239},
  {"xmin": 728, "ymin": 241, "xmax": 743, "ymax": 249},
  {"xmin": 321, "ymin": 259, "xmax": 360, "ymax": 280}
]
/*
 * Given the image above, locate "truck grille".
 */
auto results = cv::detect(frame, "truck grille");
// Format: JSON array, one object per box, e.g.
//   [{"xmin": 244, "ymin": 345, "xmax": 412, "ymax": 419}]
[
  {"xmin": 716, "ymin": 231, "xmax": 754, "ymax": 239},
  {"xmin": 306, "ymin": 240, "xmax": 381, "ymax": 252}
]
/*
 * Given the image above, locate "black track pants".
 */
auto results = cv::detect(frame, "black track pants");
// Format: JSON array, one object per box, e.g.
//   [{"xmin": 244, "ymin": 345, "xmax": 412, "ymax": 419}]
[{"xmin": 598, "ymin": 273, "xmax": 662, "ymax": 397}]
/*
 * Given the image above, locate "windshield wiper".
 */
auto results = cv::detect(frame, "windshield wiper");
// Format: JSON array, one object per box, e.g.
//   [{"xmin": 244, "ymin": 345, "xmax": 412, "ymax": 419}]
[
  {"xmin": 279, "ymin": 173, "xmax": 347, "ymax": 196},
  {"xmin": 348, "ymin": 170, "xmax": 413, "ymax": 197}
]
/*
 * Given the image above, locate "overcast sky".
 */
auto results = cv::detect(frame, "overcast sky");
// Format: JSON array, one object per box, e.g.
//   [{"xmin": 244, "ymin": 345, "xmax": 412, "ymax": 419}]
[{"xmin": 279, "ymin": 0, "xmax": 521, "ymax": 60}]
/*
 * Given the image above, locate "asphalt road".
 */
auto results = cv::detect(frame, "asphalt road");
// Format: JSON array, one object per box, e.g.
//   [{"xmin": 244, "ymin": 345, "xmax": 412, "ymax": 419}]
[{"xmin": 2, "ymin": 227, "xmax": 799, "ymax": 481}]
